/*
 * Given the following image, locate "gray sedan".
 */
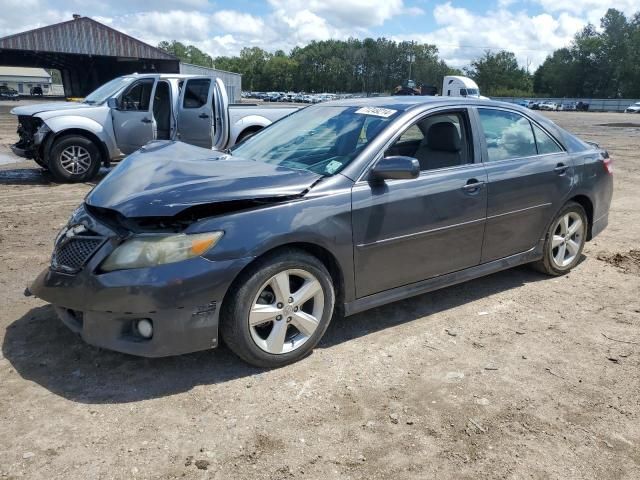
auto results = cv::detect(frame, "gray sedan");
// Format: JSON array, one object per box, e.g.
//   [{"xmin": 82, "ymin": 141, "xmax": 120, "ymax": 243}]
[{"xmin": 28, "ymin": 97, "xmax": 613, "ymax": 367}]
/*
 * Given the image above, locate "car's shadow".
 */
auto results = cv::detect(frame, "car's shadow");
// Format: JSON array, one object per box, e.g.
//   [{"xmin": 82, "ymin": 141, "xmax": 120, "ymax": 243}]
[
  {"xmin": 2, "ymin": 264, "xmax": 558, "ymax": 405},
  {"xmin": 0, "ymin": 166, "xmax": 110, "ymax": 185}
]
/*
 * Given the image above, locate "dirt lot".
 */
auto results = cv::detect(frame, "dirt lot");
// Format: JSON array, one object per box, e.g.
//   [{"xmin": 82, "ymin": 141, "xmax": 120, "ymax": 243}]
[{"xmin": 0, "ymin": 102, "xmax": 639, "ymax": 479}]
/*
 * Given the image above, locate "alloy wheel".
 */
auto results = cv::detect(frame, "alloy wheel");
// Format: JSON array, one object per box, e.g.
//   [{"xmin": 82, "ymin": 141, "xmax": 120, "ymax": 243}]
[
  {"xmin": 249, "ymin": 268, "xmax": 325, "ymax": 355},
  {"xmin": 59, "ymin": 145, "xmax": 92, "ymax": 175},
  {"xmin": 550, "ymin": 211, "xmax": 584, "ymax": 268}
]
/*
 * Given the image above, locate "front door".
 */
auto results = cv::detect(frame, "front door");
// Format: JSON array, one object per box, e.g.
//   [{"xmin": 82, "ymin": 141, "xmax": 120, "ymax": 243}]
[
  {"xmin": 475, "ymin": 107, "xmax": 574, "ymax": 262},
  {"xmin": 352, "ymin": 108, "xmax": 488, "ymax": 298},
  {"xmin": 111, "ymin": 78, "xmax": 156, "ymax": 154},
  {"xmin": 177, "ymin": 78, "xmax": 214, "ymax": 149}
]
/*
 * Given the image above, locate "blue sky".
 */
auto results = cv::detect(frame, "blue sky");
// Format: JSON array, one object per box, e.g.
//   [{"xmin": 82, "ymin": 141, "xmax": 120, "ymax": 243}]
[{"xmin": 1, "ymin": 0, "xmax": 638, "ymax": 69}]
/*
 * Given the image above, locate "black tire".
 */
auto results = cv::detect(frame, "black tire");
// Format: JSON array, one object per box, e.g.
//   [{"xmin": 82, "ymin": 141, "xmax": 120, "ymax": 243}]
[
  {"xmin": 221, "ymin": 249, "xmax": 335, "ymax": 368},
  {"xmin": 236, "ymin": 128, "xmax": 260, "ymax": 144},
  {"xmin": 48, "ymin": 135, "xmax": 101, "ymax": 183},
  {"xmin": 531, "ymin": 201, "xmax": 588, "ymax": 276},
  {"xmin": 33, "ymin": 156, "xmax": 48, "ymax": 170}
]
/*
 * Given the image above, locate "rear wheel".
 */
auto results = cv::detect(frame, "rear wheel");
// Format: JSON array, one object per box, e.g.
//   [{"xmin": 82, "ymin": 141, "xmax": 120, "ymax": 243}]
[
  {"xmin": 532, "ymin": 201, "xmax": 587, "ymax": 275},
  {"xmin": 236, "ymin": 128, "xmax": 261, "ymax": 144},
  {"xmin": 221, "ymin": 249, "xmax": 335, "ymax": 368},
  {"xmin": 48, "ymin": 135, "xmax": 101, "ymax": 183}
]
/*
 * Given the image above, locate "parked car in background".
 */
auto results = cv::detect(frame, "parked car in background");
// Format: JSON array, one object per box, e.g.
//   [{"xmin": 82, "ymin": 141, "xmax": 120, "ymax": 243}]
[
  {"xmin": 11, "ymin": 74, "xmax": 299, "ymax": 182},
  {"xmin": 30, "ymin": 86, "xmax": 44, "ymax": 96},
  {"xmin": 514, "ymin": 99, "xmax": 531, "ymax": 108},
  {"xmin": 576, "ymin": 101, "xmax": 590, "ymax": 112},
  {"xmin": 625, "ymin": 102, "xmax": 640, "ymax": 113},
  {"xmin": 539, "ymin": 101, "xmax": 560, "ymax": 111},
  {"xmin": 528, "ymin": 101, "xmax": 541, "ymax": 110},
  {"xmin": 0, "ymin": 85, "xmax": 20, "ymax": 100},
  {"xmin": 28, "ymin": 96, "xmax": 613, "ymax": 367},
  {"xmin": 561, "ymin": 102, "xmax": 577, "ymax": 111}
]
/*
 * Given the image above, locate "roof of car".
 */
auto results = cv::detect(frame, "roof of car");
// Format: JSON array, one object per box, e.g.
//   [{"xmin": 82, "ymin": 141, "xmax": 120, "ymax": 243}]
[{"xmin": 325, "ymin": 95, "xmax": 517, "ymax": 112}]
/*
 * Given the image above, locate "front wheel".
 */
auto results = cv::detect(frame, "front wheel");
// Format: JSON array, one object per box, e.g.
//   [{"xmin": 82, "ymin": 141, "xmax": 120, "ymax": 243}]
[
  {"xmin": 221, "ymin": 249, "xmax": 335, "ymax": 368},
  {"xmin": 532, "ymin": 201, "xmax": 587, "ymax": 275},
  {"xmin": 48, "ymin": 135, "xmax": 101, "ymax": 183}
]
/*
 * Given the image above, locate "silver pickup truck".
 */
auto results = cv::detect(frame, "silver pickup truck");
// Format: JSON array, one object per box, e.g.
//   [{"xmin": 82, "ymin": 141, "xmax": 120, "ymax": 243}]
[{"xmin": 11, "ymin": 74, "xmax": 298, "ymax": 182}]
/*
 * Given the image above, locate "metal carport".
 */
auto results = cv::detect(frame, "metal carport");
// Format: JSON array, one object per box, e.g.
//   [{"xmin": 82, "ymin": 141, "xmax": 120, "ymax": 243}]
[{"xmin": 0, "ymin": 15, "xmax": 180, "ymax": 97}]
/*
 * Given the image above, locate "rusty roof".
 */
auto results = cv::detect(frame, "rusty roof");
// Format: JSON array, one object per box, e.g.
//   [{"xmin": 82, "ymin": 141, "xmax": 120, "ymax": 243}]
[{"xmin": 0, "ymin": 16, "xmax": 178, "ymax": 61}]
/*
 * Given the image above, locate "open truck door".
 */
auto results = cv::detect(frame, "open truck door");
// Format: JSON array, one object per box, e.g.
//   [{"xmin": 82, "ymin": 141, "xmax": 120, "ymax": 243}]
[
  {"xmin": 111, "ymin": 77, "xmax": 157, "ymax": 154},
  {"xmin": 213, "ymin": 78, "xmax": 230, "ymax": 150},
  {"xmin": 177, "ymin": 77, "xmax": 214, "ymax": 149}
]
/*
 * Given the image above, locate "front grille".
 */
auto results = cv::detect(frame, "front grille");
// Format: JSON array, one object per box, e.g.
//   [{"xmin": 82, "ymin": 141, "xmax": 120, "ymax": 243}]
[{"xmin": 51, "ymin": 233, "xmax": 104, "ymax": 273}]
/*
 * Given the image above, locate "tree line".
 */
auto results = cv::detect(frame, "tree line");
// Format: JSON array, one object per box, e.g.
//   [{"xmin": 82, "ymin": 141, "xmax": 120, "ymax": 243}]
[{"xmin": 159, "ymin": 8, "xmax": 640, "ymax": 98}]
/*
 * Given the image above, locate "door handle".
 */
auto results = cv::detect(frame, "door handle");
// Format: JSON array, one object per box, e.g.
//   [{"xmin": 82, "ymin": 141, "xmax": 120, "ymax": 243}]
[
  {"xmin": 199, "ymin": 113, "xmax": 210, "ymax": 119},
  {"xmin": 141, "ymin": 117, "xmax": 152, "ymax": 124},
  {"xmin": 462, "ymin": 179, "xmax": 485, "ymax": 193},
  {"xmin": 554, "ymin": 163, "xmax": 568, "ymax": 174}
]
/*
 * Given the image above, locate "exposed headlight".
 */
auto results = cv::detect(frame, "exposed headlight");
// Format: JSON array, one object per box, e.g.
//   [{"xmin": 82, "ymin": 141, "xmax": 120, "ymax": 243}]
[{"xmin": 101, "ymin": 232, "xmax": 223, "ymax": 272}]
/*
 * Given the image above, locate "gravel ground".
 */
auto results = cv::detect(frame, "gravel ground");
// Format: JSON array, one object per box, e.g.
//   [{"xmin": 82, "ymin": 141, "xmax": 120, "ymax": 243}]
[{"xmin": 0, "ymin": 103, "xmax": 639, "ymax": 479}]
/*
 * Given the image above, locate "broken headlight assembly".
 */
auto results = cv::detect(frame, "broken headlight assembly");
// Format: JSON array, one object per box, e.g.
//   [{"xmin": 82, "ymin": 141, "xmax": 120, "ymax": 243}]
[
  {"xmin": 33, "ymin": 122, "xmax": 51, "ymax": 145},
  {"xmin": 101, "ymin": 231, "xmax": 224, "ymax": 272}
]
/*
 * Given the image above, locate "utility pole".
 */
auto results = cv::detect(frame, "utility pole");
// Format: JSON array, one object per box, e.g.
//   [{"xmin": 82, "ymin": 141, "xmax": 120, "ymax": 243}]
[{"xmin": 407, "ymin": 41, "xmax": 416, "ymax": 82}]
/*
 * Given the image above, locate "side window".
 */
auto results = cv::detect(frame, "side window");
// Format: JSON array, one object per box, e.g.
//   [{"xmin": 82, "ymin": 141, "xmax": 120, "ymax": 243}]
[
  {"xmin": 120, "ymin": 79, "xmax": 154, "ymax": 111},
  {"xmin": 183, "ymin": 79, "xmax": 211, "ymax": 108},
  {"xmin": 478, "ymin": 108, "xmax": 537, "ymax": 161},
  {"xmin": 532, "ymin": 123, "xmax": 563, "ymax": 155},
  {"xmin": 385, "ymin": 111, "xmax": 472, "ymax": 171}
]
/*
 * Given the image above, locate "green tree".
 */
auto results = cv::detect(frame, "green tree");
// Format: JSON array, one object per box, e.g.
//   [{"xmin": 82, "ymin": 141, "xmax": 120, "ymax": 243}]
[
  {"xmin": 465, "ymin": 51, "xmax": 532, "ymax": 96},
  {"xmin": 157, "ymin": 40, "xmax": 214, "ymax": 68},
  {"xmin": 533, "ymin": 8, "xmax": 640, "ymax": 98}
]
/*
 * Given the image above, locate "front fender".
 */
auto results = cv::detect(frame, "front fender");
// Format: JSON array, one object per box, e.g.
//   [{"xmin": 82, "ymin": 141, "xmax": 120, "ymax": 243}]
[{"xmin": 40, "ymin": 115, "xmax": 118, "ymax": 159}]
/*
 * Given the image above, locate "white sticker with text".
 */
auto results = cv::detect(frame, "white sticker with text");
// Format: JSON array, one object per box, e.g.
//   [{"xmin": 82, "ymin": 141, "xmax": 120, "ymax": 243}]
[{"xmin": 354, "ymin": 107, "xmax": 397, "ymax": 118}]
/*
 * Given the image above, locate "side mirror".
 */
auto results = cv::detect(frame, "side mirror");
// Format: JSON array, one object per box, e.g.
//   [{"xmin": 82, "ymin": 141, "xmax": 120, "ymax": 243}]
[
  {"xmin": 369, "ymin": 156, "xmax": 420, "ymax": 181},
  {"xmin": 107, "ymin": 97, "xmax": 120, "ymax": 110}
]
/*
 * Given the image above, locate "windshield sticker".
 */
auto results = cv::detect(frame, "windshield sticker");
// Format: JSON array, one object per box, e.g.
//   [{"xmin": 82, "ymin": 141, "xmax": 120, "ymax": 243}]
[
  {"xmin": 355, "ymin": 107, "xmax": 397, "ymax": 118},
  {"xmin": 325, "ymin": 160, "xmax": 342, "ymax": 174}
]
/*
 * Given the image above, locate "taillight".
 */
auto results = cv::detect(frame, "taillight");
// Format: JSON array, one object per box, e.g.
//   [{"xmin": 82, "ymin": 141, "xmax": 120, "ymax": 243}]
[{"xmin": 602, "ymin": 157, "xmax": 613, "ymax": 175}]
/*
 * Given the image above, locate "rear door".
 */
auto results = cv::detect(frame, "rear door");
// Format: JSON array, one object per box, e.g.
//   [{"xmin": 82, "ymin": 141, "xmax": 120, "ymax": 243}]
[
  {"xmin": 111, "ymin": 78, "xmax": 156, "ymax": 154},
  {"xmin": 177, "ymin": 77, "xmax": 214, "ymax": 148},
  {"xmin": 213, "ymin": 78, "xmax": 230, "ymax": 150},
  {"xmin": 475, "ymin": 107, "xmax": 573, "ymax": 262},
  {"xmin": 351, "ymin": 108, "xmax": 488, "ymax": 297}
]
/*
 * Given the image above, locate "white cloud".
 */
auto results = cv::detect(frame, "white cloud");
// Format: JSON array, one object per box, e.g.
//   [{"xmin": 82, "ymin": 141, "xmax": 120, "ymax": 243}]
[
  {"xmin": 0, "ymin": 0, "xmax": 70, "ymax": 38},
  {"xmin": 211, "ymin": 11, "xmax": 265, "ymax": 35},
  {"xmin": 1, "ymin": 0, "xmax": 637, "ymax": 72},
  {"xmin": 394, "ymin": 2, "xmax": 590, "ymax": 69},
  {"xmin": 268, "ymin": 0, "xmax": 415, "ymax": 29},
  {"xmin": 533, "ymin": 0, "xmax": 639, "ymax": 28}
]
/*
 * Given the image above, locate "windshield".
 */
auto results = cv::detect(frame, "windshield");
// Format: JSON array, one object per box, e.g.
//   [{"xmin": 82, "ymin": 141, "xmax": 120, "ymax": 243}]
[
  {"xmin": 84, "ymin": 76, "xmax": 136, "ymax": 105},
  {"xmin": 230, "ymin": 105, "xmax": 400, "ymax": 176}
]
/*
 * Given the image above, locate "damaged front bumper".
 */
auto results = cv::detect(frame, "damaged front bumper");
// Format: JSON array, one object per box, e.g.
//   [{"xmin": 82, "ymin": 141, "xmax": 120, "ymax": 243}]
[
  {"xmin": 12, "ymin": 116, "xmax": 50, "ymax": 162},
  {"xmin": 28, "ymin": 206, "xmax": 254, "ymax": 357}
]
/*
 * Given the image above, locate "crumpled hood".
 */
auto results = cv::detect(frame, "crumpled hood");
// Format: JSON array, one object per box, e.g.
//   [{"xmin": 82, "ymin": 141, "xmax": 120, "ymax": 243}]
[
  {"xmin": 11, "ymin": 102, "xmax": 94, "ymax": 117},
  {"xmin": 86, "ymin": 141, "xmax": 323, "ymax": 218}
]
